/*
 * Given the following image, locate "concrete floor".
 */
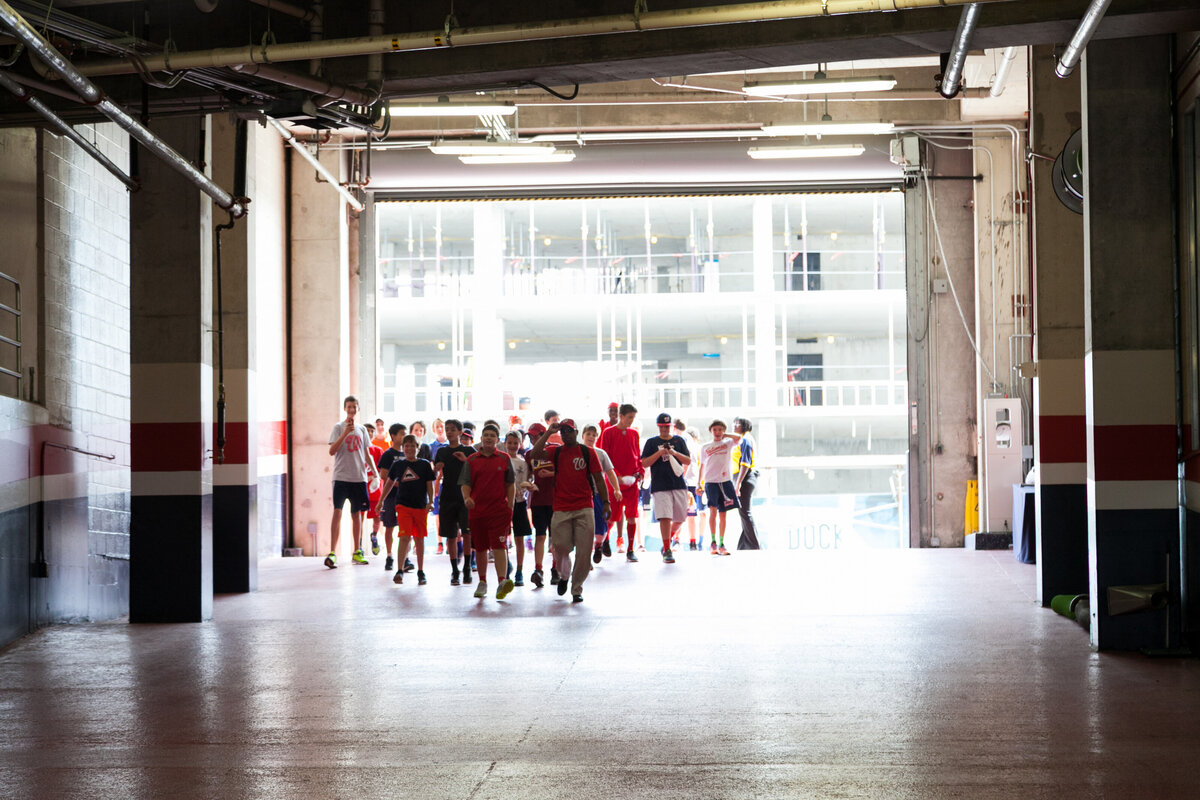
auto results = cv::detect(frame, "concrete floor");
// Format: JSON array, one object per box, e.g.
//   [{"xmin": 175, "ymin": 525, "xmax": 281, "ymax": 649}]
[{"xmin": 1, "ymin": 547, "xmax": 1198, "ymax": 799}]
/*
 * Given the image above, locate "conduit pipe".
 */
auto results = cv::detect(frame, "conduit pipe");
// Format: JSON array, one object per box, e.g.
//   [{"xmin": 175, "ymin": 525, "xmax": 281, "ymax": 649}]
[
  {"xmin": 249, "ymin": 0, "xmax": 321, "ymax": 24},
  {"xmin": 366, "ymin": 0, "xmax": 384, "ymax": 91},
  {"xmin": 940, "ymin": 3, "xmax": 980, "ymax": 99},
  {"xmin": 0, "ymin": 70, "xmax": 139, "ymax": 191},
  {"xmin": 71, "ymin": 0, "xmax": 1016, "ymax": 77},
  {"xmin": 267, "ymin": 117, "xmax": 364, "ymax": 212},
  {"xmin": 1055, "ymin": 0, "xmax": 1112, "ymax": 78},
  {"xmin": 989, "ymin": 45, "xmax": 1018, "ymax": 97},
  {"xmin": 229, "ymin": 62, "xmax": 376, "ymax": 105},
  {"xmin": 0, "ymin": 1, "xmax": 247, "ymax": 217}
]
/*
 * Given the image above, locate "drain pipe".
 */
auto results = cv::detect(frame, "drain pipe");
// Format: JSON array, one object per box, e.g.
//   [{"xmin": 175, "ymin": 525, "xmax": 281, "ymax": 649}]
[
  {"xmin": 0, "ymin": 0, "xmax": 246, "ymax": 217},
  {"xmin": 988, "ymin": 46, "xmax": 1018, "ymax": 97},
  {"xmin": 0, "ymin": 70, "xmax": 139, "ymax": 192},
  {"xmin": 1056, "ymin": 0, "xmax": 1112, "ymax": 78},
  {"xmin": 366, "ymin": 0, "xmax": 384, "ymax": 93},
  {"xmin": 266, "ymin": 117, "xmax": 364, "ymax": 212},
  {"xmin": 72, "ymin": 0, "xmax": 1013, "ymax": 77},
  {"xmin": 940, "ymin": 3, "xmax": 980, "ymax": 99}
]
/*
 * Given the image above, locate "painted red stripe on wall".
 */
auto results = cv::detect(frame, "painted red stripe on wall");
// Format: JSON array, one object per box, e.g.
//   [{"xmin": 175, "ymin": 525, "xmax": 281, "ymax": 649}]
[
  {"xmin": 259, "ymin": 420, "xmax": 288, "ymax": 457},
  {"xmin": 1091, "ymin": 424, "xmax": 1177, "ymax": 482},
  {"xmin": 1039, "ymin": 415, "xmax": 1087, "ymax": 464},
  {"xmin": 132, "ymin": 422, "xmax": 206, "ymax": 472},
  {"xmin": 202, "ymin": 420, "xmax": 288, "ymax": 465}
]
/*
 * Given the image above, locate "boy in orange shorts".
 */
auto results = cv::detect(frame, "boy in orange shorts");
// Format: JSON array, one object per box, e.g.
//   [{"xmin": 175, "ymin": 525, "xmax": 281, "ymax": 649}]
[
  {"xmin": 460, "ymin": 424, "xmax": 516, "ymax": 600},
  {"xmin": 375, "ymin": 434, "xmax": 435, "ymax": 585}
]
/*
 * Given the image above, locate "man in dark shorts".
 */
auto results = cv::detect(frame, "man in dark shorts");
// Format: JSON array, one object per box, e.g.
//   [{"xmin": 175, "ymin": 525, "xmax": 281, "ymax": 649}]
[
  {"xmin": 525, "ymin": 421, "xmax": 556, "ymax": 588},
  {"xmin": 326, "ymin": 395, "xmax": 380, "ymax": 568},
  {"xmin": 434, "ymin": 419, "xmax": 475, "ymax": 585},
  {"xmin": 460, "ymin": 425, "xmax": 517, "ymax": 600}
]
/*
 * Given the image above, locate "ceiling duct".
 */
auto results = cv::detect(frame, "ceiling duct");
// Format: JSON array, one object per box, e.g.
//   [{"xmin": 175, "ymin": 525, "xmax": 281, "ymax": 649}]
[
  {"xmin": 1056, "ymin": 0, "xmax": 1112, "ymax": 78},
  {"xmin": 939, "ymin": 3, "xmax": 980, "ymax": 99}
]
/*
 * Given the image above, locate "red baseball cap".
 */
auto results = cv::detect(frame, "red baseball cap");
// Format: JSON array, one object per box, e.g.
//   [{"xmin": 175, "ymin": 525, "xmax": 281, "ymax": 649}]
[
  {"xmin": 527, "ymin": 422, "xmax": 547, "ymax": 437},
  {"xmin": 560, "ymin": 419, "xmax": 578, "ymax": 432},
  {"xmin": 608, "ymin": 402, "xmax": 619, "ymax": 409}
]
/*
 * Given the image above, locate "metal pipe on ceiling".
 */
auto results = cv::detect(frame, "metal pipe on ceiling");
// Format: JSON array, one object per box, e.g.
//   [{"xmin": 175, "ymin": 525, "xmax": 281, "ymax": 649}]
[
  {"xmin": 70, "ymin": 0, "xmax": 1016, "ymax": 78},
  {"xmin": 0, "ymin": 69, "xmax": 139, "ymax": 190},
  {"xmin": 248, "ymin": 0, "xmax": 320, "ymax": 24},
  {"xmin": 229, "ymin": 62, "xmax": 375, "ymax": 105},
  {"xmin": 988, "ymin": 46, "xmax": 1018, "ymax": 97},
  {"xmin": 266, "ymin": 116, "xmax": 364, "ymax": 212},
  {"xmin": 1055, "ymin": 0, "xmax": 1112, "ymax": 78},
  {"xmin": 0, "ymin": 0, "xmax": 247, "ymax": 217},
  {"xmin": 939, "ymin": 3, "xmax": 980, "ymax": 99}
]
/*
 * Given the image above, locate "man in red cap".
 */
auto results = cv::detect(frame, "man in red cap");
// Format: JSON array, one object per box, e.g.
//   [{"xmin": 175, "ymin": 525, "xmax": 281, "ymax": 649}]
[
  {"xmin": 599, "ymin": 402, "xmax": 620, "ymax": 432},
  {"xmin": 530, "ymin": 419, "xmax": 609, "ymax": 603}
]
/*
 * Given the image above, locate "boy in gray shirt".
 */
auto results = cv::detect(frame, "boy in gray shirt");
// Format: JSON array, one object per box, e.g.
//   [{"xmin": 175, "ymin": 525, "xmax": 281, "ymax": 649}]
[{"xmin": 327, "ymin": 395, "xmax": 380, "ymax": 567}]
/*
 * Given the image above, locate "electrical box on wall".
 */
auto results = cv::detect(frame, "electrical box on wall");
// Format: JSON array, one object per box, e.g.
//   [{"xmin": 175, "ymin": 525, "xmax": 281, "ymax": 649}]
[
  {"xmin": 932, "ymin": 278, "xmax": 949, "ymax": 294},
  {"xmin": 981, "ymin": 398, "xmax": 1024, "ymax": 533},
  {"xmin": 889, "ymin": 135, "xmax": 921, "ymax": 174}
]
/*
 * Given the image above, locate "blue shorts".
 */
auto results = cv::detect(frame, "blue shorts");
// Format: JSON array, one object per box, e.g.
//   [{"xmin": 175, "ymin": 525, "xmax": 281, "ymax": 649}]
[
  {"xmin": 704, "ymin": 481, "xmax": 740, "ymax": 512},
  {"xmin": 686, "ymin": 484, "xmax": 704, "ymax": 516}
]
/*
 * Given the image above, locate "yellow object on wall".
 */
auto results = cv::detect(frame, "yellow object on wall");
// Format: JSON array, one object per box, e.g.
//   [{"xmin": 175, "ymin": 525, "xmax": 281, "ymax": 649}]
[{"xmin": 964, "ymin": 480, "xmax": 980, "ymax": 537}]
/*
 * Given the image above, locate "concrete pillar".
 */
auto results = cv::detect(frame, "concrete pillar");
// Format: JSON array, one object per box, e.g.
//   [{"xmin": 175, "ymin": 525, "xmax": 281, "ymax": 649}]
[
  {"xmin": 751, "ymin": 196, "xmax": 776, "ymax": 409},
  {"xmin": 357, "ymin": 199, "xmax": 378, "ymax": 417},
  {"xmin": 290, "ymin": 145, "xmax": 351, "ymax": 557},
  {"xmin": 1030, "ymin": 44, "xmax": 1089, "ymax": 606},
  {"xmin": 129, "ymin": 117, "xmax": 214, "ymax": 622},
  {"xmin": 208, "ymin": 116, "xmax": 258, "ymax": 593},
  {"xmin": 472, "ymin": 204, "xmax": 506, "ymax": 415},
  {"xmin": 1082, "ymin": 36, "xmax": 1178, "ymax": 650}
]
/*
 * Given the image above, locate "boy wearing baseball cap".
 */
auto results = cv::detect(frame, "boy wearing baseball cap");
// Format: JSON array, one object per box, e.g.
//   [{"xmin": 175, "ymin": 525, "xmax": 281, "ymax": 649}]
[{"xmin": 639, "ymin": 412, "xmax": 691, "ymax": 564}]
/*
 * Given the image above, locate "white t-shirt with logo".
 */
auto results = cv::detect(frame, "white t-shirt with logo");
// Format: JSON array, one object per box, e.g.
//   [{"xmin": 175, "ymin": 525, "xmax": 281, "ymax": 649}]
[
  {"xmin": 329, "ymin": 422, "xmax": 373, "ymax": 482},
  {"xmin": 700, "ymin": 437, "xmax": 738, "ymax": 484}
]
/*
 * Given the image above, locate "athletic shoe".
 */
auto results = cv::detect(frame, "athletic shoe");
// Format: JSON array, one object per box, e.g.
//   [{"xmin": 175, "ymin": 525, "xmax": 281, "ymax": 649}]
[
  {"xmin": 417, "ymin": 570, "xmax": 427, "ymax": 585},
  {"xmin": 384, "ymin": 555, "xmax": 394, "ymax": 571},
  {"xmin": 393, "ymin": 569, "xmax": 403, "ymax": 585},
  {"xmin": 531, "ymin": 569, "xmax": 544, "ymax": 588},
  {"xmin": 474, "ymin": 581, "xmax": 487, "ymax": 599},
  {"xmin": 557, "ymin": 578, "xmax": 569, "ymax": 596},
  {"xmin": 592, "ymin": 546, "xmax": 602, "ymax": 564},
  {"xmin": 711, "ymin": 542, "xmax": 719, "ymax": 555},
  {"xmin": 626, "ymin": 550, "xmax": 638, "ymax": 562},
  {"xmin": 551, "ymin": 567, "xmax": 560, "ymax": 585},
  {"xmin": 370, "ymin": 533, "xmax": 380, "ymax": 556},
  {"xmin": 324, "ymin": 553, "xmax": 337, "ymax": 568},
  {"xmin": 689, "ymin": 540, "xmax": 697, "ymax": 551},
  {"xmin": 437, "ymin": 541, "xmax": 444, "ymax": 555},
  {"xmin": 663, "ymin": 549, "xmax": 675, "ymax": 564},
  {"xmin": 352, "ymin": 550, "xmax": 368, "ymax": 565},
  {"xmin": 602, "ymin": 539, "xmax": 612, "ymax": 558},
  {"xmin": 451, "ymin": 569, "xmax": 460, "ymax": 586},
  {"xmin": 719, "ymin": 545, "xmax": 730, "ymax": 556},
  {"xmin": 496, "ymin": 578, "xmax": 515, "ymax": 600},
  {"xmin": 514, "ymin": 569, "xmax": 524, "ymax": 587},
  {"xmin": 617, "ymin": 536, "xmax": 625, "ymax": 552},
  {"xmin": 572, "ymin": 594, "xmax": 584, "ymax": 604},
  {"xmin": 404, "ymin": 559, "xmax": 415, "ymax": 573},
  {"xmin": 462, "ymin": 570, "xmax": 473, "ymax": 585},
  {"xmin": 638, "ymin": 545, "xmax": 646, "ymax": 552}
]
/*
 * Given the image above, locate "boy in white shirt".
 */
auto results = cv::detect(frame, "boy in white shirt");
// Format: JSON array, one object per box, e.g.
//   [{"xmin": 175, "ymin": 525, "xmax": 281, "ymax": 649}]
[
  {"xmin": 326, "ymin": 395, "xmax": 380, "ymax": 567},
  {"xmin": 698, "ymin": 419, "xmax": 741, "ymax": 556}
]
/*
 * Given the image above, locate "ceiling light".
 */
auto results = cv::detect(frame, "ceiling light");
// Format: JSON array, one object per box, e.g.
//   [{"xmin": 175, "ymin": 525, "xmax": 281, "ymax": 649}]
[
  {"xmin": 429, "ymin": 141, "xmax": 557, "ymax": 156},
  {"xmin": 508, "ymin": 341, "xmax": 517, "ymax": 350},
  {"xmin": 389, "ymin": 101, "xmax": 516, "ymax": 117},
  {"xmin": 762, "ymin": 121, "xmax": 895, "ymax": 137},
  {"xmin": 830, "ymin": 232, "xmax": 839, "ymax": 241},
  {"xmin": 529, "ymin": 130, "xmax": 765, "ymax": 144},
  {"xmin": 744, "ymin": 76, "xmax": 897, "ymax": 96},
  {"xmin": 747, "ymin": 143, "xmax": 866, "ymax": 159},
  {"xmin": 458, "ymin": 150, "xmax": 576, "ymax": 165},
  {"xmin": 720, "ymin": 336, "xmax": 729, "ymax": 344},
  {"xmin": 437, "ymin": 341, "xmax": 446, "ymax": 350},
  {"xmin": 543, "ymin": 237, "xmax": 552, "ymax": 246},
  {"xmin": 650, "ymin": 235, "xmax": 658, "ymax": 244}
]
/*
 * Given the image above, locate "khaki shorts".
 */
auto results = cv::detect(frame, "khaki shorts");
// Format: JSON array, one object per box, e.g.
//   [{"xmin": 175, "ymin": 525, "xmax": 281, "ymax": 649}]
[{"xmin": 652, "ymin": 489, "xmax": 690, "ymax": 522}]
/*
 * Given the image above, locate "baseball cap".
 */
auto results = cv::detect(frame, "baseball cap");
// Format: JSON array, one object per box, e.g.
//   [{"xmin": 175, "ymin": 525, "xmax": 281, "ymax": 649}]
[
  {"xmin": 608, "ymin": 402, "xmax": 619, "ymax": 409},
  {"xmin": 527, "ymin": 422, "xmax": 547, "ymax": 437},
  {"xmin": 560, "ymin": 418, "xmax": 577, "ymax": 432},
  {"xmin": 656, "ymin": 412, "xmax": 672, "ymax": 425}
]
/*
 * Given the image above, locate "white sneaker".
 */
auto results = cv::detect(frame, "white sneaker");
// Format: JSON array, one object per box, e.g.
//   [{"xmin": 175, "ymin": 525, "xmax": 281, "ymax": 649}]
[{"xmin": 474, "ymin": 581, "xmax": 487, "ymax": 599}]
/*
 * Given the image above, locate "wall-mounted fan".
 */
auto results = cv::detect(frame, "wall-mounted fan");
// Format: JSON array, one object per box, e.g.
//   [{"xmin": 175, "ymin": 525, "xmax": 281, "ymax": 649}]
[{"xmin": 1052, "ymin": 129, "xmax": 1084, "ymax": 214}]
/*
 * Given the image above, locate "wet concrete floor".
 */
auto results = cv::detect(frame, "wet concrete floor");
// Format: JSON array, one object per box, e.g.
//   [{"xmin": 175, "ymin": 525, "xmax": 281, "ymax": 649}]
[{"xmin": 2, "ymin": 547, "xmax": 1199, "ymax": 799}]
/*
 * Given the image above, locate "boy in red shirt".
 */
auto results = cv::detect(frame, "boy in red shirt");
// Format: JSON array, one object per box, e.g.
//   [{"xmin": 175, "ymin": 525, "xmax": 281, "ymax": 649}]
[
  {"xmin": 460, "ymin": 424, "xmax": 517, "ymax": 600},
  {"xmin": 530, "ymin": 419, "xmax": 610, "ymax": 603},
  {"xmin": 597, "ymin": 403, "xmax": 642, "ymax": 561}
]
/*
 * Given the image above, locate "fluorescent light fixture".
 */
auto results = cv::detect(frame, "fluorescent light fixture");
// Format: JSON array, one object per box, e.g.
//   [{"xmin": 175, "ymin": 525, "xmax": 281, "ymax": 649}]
[
  {"xmin": 762, "ymin": 121, "xmax": 895, "ymax": 137},
  {"xmin": 744, "ymin": 76, "xmax": 897, "ymax": 95},
  {"xmin": 429, "ymin": 141, "xmax": 558, "ymax": 156},
  {"xmin": 747, "ymin": 143, "xmax": 866, "ymax": 159},
  {"xmin": 529, "ymin": 129, "xmax": 765, "ymax": 143},
  {"xmin": 389, "ymin": 101, "xmax": 516, "ymax": 117},
  {"xmin": 458, "ymin": 150, "xmax": 576, "ymax": 165}
]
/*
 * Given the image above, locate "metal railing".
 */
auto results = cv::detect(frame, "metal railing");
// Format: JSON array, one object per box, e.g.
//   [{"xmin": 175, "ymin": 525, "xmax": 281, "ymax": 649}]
[
  {"xmin": 779, "ymin": 380, "xmax": 907, "ymax": 409},
  {"xmin": 0, "ymin": 271, "xmax": 21, "ymax": 393}
]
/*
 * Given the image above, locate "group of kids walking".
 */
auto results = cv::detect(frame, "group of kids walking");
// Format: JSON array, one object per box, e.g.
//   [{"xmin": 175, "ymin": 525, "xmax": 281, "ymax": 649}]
[{"xmin": 327, "ymin": 397, "xmax": 759, "ymax": 604}]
